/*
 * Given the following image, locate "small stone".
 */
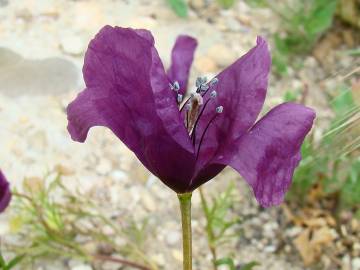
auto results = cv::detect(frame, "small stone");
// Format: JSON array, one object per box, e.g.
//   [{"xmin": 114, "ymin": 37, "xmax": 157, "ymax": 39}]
[
  {"xmin": 151, "ymin": 254, "xmax": 165, "ymax": 266},
  {"xmin": 286, "ymin": 226, "xmax": 302, "ymax": 237},
  {"xmin": 166, "ymin": 231, "xmax": 181, "ymax": 246},
  {"xmin": 110, "ymin": 170, "xmax": 127, "ymax": 182},
  {"xmin": 71, "ymin": 264, "xmax": 92, "ymax": 270},
  {"xmin": 96, "ymin": 159, "xmax": 112, "ymax": 175},
  {"xmin": 172, "ymin": 249, "xmax": 183, "ymax": 262},
  {"xmin": 352, "ymin": 258, "xmax": 360, "ymax": 270},
  {"xmin": 60, "ymin": 35, "xmax": 85, "ymax": 56},
  {"xmin": 264, "ymin": 245, "xmax": 276, "ymax": 253},
  {"xmin": 129, "ymin": 17, "xmax": 157, "ymax": 29},
  {"xmin": 141, "ymin": 193, "xmax": 156, "ymax": 211},
  {"xmin": 190, "ymin": 0, "xmax": 205, "ymax": 9},
  {"xmin": 263, "ymin": 222, "xmax": 277, "ymax": 239},
  {"xmin": 342, "ymin": 255, "xmax": 352, "ymax": 270}
]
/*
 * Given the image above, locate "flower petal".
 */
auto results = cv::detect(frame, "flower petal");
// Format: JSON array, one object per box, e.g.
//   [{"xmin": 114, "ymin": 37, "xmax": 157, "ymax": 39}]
[
  {"xmin": 216, "ymin": 103, "xmax": 316, "ymax": 207},
  {"xmin": 168, "ymin": 35, "xmax": 198, "ymax": 96},
  {"xmin": 190, "ymin": 37, "xmax": 271, "ymax": 183},
  {"xmin": 0, "ymin": 170, "xmax": 11, "ymax": 213},
  {"xmin": 67, "ymin": 26, "xmax": 195, "ymax": 192}
]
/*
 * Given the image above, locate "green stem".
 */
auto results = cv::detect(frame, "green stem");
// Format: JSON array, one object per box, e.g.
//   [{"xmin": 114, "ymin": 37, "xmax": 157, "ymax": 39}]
[{"xmin": 178, "ymin": 192, "xmax": 192, "ymax": 270}]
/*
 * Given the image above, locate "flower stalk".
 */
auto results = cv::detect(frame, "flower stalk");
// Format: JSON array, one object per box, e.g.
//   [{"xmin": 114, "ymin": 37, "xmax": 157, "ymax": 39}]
[{"xmin": 178, "ymin": 192, "xmax": 193, "ymax": 270}]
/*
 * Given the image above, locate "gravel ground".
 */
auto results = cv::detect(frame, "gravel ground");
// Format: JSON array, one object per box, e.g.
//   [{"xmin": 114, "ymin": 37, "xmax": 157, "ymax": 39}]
[{"xmin": 0, "ymin": 0, "xmax": 357, "ymax": 269}]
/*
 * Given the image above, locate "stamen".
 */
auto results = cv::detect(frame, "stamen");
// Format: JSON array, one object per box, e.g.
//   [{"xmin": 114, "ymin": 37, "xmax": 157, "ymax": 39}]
[
  {"xmin": 186, "ymin": 111, "xmax": 189, "ymax": 129},
  {"xmin": 216, "ymin": 106, "xmax": 223, "ymax": 113},
  {"xmin": 190, "ymin": 99, "xmax": 211, "ymax": 144},
  {"xmin": 179, "ymin": 95, "xmax": 193, "ymax": 112},
  {"xmin": 196, "ymin": 113, "xmax": 219, "ymax": 160},
  {"xmin": 210, "ymin": 90, "xmax": 217, "ymax": 98},
  {"xmin": 195, "ymin": 76, "xmax": 207, "ymax": 88},
  {"xmin": 200, "ymin": 84, "xmax": 209, "ymax": 92},
  {"xmin": 169, "ymin": 81, "xmax": 180, "ymax": 91},
  {"xmin": 210, "ymin": 77, "xmax": 219, "ymax": 86},
  {"xmin": 173, "ymin": 81, "xmax": 180, "ymax": 91},
  {"xmin": 177, "ymin": 94, "xmax": 183, "ymax": 103},
  {"xmin": 200, "ymin": 77, "xmax": 220, "ymax": 97}
]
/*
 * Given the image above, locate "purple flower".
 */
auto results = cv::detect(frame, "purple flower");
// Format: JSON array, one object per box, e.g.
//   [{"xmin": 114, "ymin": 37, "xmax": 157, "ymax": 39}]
[
  {"xmin": 0, "ymin": 170, "xmax": 11, "ymax": 212},
  {"xmin": 67, "ymin": 26, "xmax": 315, "ymax": 207}
]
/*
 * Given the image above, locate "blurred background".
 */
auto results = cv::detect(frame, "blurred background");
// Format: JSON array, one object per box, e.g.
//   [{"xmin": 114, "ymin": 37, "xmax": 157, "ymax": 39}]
[{"xmin": 0, "ymin": 0, "xmax": 359, "ymax": 269}]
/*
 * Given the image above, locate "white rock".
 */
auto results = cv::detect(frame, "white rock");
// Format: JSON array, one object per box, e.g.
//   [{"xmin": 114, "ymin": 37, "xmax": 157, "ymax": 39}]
[
  {"xmin": 60, "ymin": 35, "xmax": 85, "ymax": 56},
  {"xmin": 264, "ymin": 245, "xmax": 276, "ymax": 253},
  {"xmin": 166, "ymin": 231, "xmax": 181, "ymax": 246},
  {"xmin": 96, "ymin": 159, "xmax": 112, "ymax": 175},
  {"xmin": 71, "ymin": 265, "xmax": 93, "ymax": 270},
  {"xmin": 353, "ymin": 258, "xmax": 360, "ymax": 270}
]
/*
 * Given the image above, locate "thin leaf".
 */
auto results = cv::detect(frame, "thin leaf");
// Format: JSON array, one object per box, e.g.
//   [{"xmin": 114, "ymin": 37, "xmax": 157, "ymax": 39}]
[
  {"xmin": 215, "ymin": 257, "xmax": 236, "ymax": 270},
  {"xmin": 217, "ymin": 0, "xmax": 236, "ymax": 9},
  {"xmin": 166, "ymin": 0, "xmax": 188, "ymax": 18},
  {"xmin": 5, "ymin": 254, "xmax": 25, "ymax": 270},
  {"xmin": 241, "ymin": 261, "xmax": 260, "ymax": 270}
]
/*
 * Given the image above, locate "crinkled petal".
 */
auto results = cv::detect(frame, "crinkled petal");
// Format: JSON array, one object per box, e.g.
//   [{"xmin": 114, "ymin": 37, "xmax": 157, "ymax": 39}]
[
  {"xmin": 168, "ymin": 35, "xmax": 198, "ymax": 96},
  {"xmin": 0, "ymin": 170, "xmax": 11, "ymax": 213},
  {"xmin": 67, "ymin": 26, "xmax": 195, "ymax": 192},
  {"xmin": 216, "ymin": 103, "xmax": 316, "ymax": 207},
  {"xmin": 190, "ymin": 37, "xmax": 271, "ymax": 187}
]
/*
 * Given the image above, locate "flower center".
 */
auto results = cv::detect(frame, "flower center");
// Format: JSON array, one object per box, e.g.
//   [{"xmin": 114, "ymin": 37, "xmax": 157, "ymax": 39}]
[{"xmin": 170, "ymin": 77, "xmax": 223, "ymax": 158}]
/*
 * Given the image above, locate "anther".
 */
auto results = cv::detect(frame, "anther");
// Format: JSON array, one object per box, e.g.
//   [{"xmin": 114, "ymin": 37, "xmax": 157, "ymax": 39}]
[
  {"xmin": 169, "ymin": 81, "xmax": 180, "ymax": 91},
  {"xmin": 200, "ymin": 84, "xmax": 209, "ymax": 92},
  {"xmin": 173, "ymin": 81, "xmax": 180, "ymax": 91},
  {"xmin": 216, "ymin": 106, "xmax": 223, "ymax": 113},
  {"xmin": 195, "ymin": 77, "xmax": 202, "ymax": 88},
  {"xmin": 177, "ymin": 94, "xmax": 183, "ymax": 103},
  {"xmin": 195, "ymin": 76, "xmax": 207, "ymax": 88},
  {"xmin": 210, "ymin": 91, "xmax": 217, "ymax": 98},
  {"xmin": 210, "ymin": 77, "xmax": 219, "ymax": 86}
]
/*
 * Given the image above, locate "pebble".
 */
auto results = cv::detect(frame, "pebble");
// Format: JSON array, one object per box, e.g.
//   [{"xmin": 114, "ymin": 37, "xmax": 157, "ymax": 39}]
[
  {"xmin": 151, "ymin": 254, "xmax": 166, "ymax": 266},
  {"xmin": 60, "ymin": 35, "xmax": 85, "ymax": 56},
  {"xmin": 264, "ymin": 245, "xmax": 276, "ymax": 253},
  {"xmin": 165, "ymin": 231, "xmax": 181, "ymax": 246},
  {"xmin": 353, "ymin": 258, "xmax": 360, "ymax": 270},
  {"xmin": 96, "ymin": 159, "xmax": 112, "ymax": 175},
  {"xmin": 172, "ymin": 249, "xmax": 183, "ymax": 262},
  {"xmin": 190, "ymin": 0, "xmax": 206, "ymax": 9},
  {"xmin": 71, "ymin": 265, "xmax": 92, "ymax": 270},
  {"xmin": 141, "ymin": 192, "xmax": 157, "ymax": 212}
]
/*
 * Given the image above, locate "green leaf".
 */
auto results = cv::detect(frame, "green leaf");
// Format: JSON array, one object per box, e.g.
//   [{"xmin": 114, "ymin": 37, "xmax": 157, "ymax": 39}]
[
  {"xmin": 331, "ymin": 88, "xmax": 355, "ymax": 117},
  {"xmin": 304, "ymin": 0, "xmax": 338, "ymax": 36},
  {"xmin": 242, "ymin": 261, "xmax": 260, "ymax": 270},
  {"xmin": 0, "ymin": 253, "xmax": 6, "ymax": 267},
  {"xmin": 283, "ymin": 89, "xmax": 300, "ymax": 102},
  {"xmin": 341, "ymin": 159, "xmax": 360, "ymax": 206},
  {"xmin": 217, "ymin": 0, "xmax": 236, "ymax": 9},
  {"xmin": 166, "ymin": 0, "xmax": 188, "ymax": 17},
  {"xmin": 244, "ymin": 0, "xmax": 267, "ymax": 7},
  {"xmin": 343, "ymin": 48, "xmax": 360, "ymax": 56},
  {"xmin": 215, "ymin": 257, "xmax": 236, "ymax": 270},
  {"xmin": 5, "ymin": 254, "xmax": 25, "ymax": 270}
]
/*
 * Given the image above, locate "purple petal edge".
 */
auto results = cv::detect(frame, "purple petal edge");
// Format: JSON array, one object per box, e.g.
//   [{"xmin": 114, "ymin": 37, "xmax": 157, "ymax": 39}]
[
  {"xmin": 0, "ymin": 170, "xmax": 11, "ymax": 213},
  {"xmin": 217, "ymin": 102, "xmax": 316, "ymax": 207}
]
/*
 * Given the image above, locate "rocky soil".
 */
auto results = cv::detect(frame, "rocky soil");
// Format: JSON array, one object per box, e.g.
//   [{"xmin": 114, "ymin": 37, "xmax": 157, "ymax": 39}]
[{"xmin": 0, "ymin": 0, "xmax": 358, "ymax": 269}]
